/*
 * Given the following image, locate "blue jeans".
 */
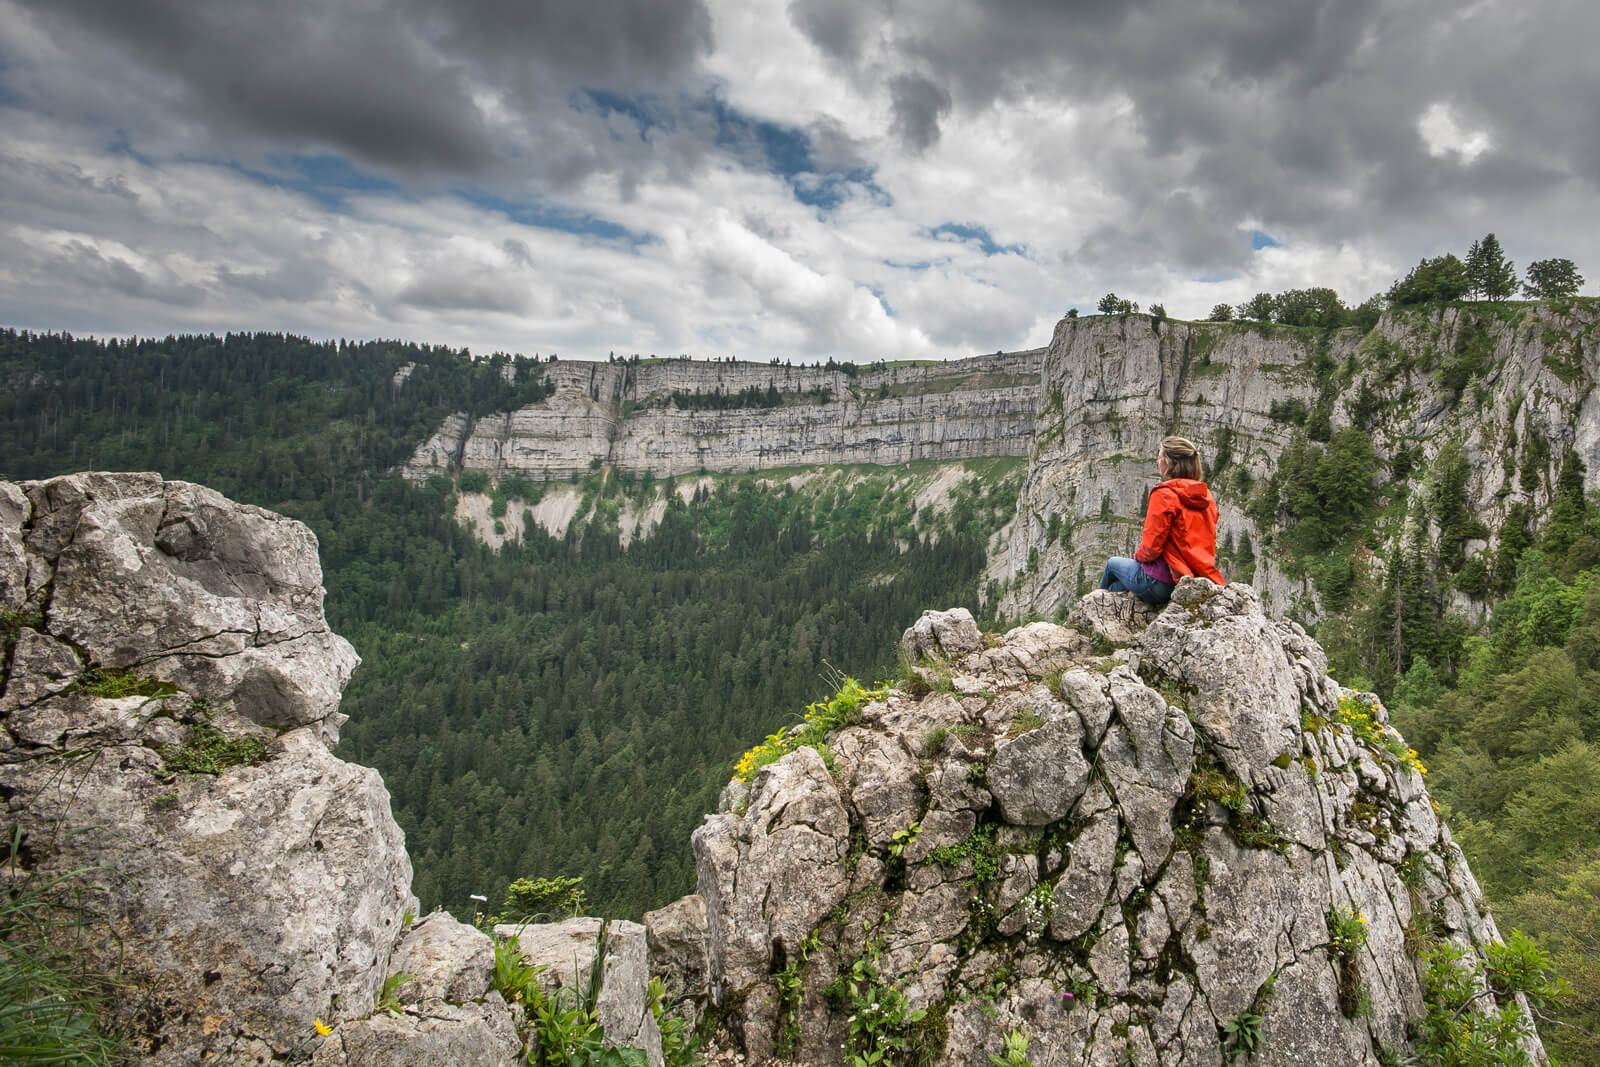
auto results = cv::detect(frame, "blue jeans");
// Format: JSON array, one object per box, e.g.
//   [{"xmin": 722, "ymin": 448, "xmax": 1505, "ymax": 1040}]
[{"xmin": 1099, "ymin": 557, "xmax": 1175, "ymax": 605}]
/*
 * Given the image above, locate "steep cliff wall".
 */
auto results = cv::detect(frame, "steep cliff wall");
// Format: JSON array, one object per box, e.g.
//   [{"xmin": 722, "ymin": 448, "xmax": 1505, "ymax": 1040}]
[
  {"xmin": 990, "ymin": 303, "xmax": 1600, "ymax": 621},
  {"xmin": 404, "ymin": 349, "xmax": 1042, "ymax": 480},
  {"xmin": 402, "ymin": 302, "xmax": 1600, "ymax": 633}
]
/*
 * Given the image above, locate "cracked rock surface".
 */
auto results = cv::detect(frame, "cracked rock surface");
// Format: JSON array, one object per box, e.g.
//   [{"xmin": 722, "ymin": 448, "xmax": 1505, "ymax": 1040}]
[
  {"xmin": 0, "ymin": 474, "xmax": 445, "ymax": 1065},
  {"xmin": 690, "ymin": 583, "xmax": 1547, "ymax": 1066},
  {"xmin": 7, "ymin": 472, "xmax": 360, "ymax": 741}
]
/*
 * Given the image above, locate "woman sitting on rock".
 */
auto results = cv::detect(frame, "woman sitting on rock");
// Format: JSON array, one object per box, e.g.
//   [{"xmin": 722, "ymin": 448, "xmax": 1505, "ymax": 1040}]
[{"xmin": 1098, "ymin": 435, "xmax": 1226, "ymax": 605}]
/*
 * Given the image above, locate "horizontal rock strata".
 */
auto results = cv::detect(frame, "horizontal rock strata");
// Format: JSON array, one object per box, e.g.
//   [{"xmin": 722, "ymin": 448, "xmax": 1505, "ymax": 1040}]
[{"xmin": 404, "ymin": 349, "xmax": 1042, "ymax": 480}]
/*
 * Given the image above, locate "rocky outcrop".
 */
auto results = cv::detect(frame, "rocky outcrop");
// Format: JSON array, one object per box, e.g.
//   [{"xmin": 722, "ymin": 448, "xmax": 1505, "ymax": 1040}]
[
  {"xmin": 314, "ymin": 913, "xmax": 521, "ymax": 1067},
  {"xmin": 0, "ymin": 473, "xmax": 512, "ymax": 1065},
  {"xmin": 403, "ymin": 349, "xmax": 1042, "ymax": 480},
  {"xmin": 992, "ymin": 302, "xmax": 1600, "ymax": 621},
  {"xmin": 690, "ymin": 586, "xmax": 1546, "ymax": 1066},
  {"xmin": 4, "ymin": 472, "xmax": 359, "ymax": 740},
  {"xmin": 492, "ymin": 917, "xmax": 665, "ymax": 1066},
  {"xmin": 645, "ymin": 895, "xmax": 710, "ymax": 1030}
]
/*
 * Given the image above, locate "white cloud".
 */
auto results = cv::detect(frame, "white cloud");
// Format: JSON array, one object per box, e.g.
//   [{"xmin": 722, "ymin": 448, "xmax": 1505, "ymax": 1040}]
[
  {"xmin": 3, "ymin": 0, "xmax": 1598, "ymax": 359},
  {"xmin": 1417, "ymin": 101, "xmax": 1493, "ymax": 163}
]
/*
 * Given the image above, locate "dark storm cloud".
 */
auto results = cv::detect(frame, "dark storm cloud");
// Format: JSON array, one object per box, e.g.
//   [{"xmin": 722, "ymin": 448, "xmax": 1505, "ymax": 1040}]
[
  {"xmin": 15, "ymin": 0, "xmax": 714, "ymax": 176},
  {"xmin": 787, "ymin": 0, "xmax": 875, "ymax": 65},
  {"xmin": 17, "ymin": 0, "xmax": 496, "ymax": 170},
  {"xmin": 790, "ymin": 0, "xmax": 1600, "ymax": 278},
  {"xmin": 406, "ymin": 0, "xmax": 713, "ymax": 85},
  {"xmin": 43, "ymin": 238, "xmax": 207, "ymax": 306},
  {"xmin": 889, "ymin": 73, "xmax": 952, "ymax": 152}
]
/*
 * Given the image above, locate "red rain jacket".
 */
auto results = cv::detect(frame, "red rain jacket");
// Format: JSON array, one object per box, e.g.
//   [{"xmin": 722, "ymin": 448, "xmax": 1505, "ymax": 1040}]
[{"xmin": 1134, "ymin": 479, "xmax": 1226, "ymax": 586}]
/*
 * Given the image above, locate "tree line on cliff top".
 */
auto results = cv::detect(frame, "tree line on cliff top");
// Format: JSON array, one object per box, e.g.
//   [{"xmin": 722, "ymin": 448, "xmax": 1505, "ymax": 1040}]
[{"xmin": 1091, "ymin": 232, "xmax": 1585, "ymax": 329}]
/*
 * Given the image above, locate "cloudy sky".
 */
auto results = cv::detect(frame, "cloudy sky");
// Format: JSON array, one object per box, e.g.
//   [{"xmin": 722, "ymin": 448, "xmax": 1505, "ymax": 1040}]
[{"xmin": 1, "ymin": 0, "xmax": 1594, "ymax": 363}]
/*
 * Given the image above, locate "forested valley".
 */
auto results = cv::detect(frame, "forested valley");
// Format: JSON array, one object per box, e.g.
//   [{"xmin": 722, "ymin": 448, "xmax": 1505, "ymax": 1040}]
[
  {"xmin": 4, "ymin": 324, "xmax": 1600, "ymax": 1061},
  {"xmin": 0, "ymin": 329, "xmax": 1015, "ymax": 918}
]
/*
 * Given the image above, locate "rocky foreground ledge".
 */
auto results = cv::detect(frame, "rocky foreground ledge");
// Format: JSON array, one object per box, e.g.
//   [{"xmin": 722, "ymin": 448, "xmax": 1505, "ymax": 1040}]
[
  {"xmin": 0, "ymin": 474, "xmax": 1547, "ymax": 1065},
  {"xmin": 690, "ymin": 587, "xmax": 1547, "ymax": 1066}
]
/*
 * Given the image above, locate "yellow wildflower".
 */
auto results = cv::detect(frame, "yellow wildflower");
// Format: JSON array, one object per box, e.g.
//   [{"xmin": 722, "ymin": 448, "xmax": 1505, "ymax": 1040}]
[{"xmin": 314, "ymin": 1018, "xmax": 333, "ymax": 1036}]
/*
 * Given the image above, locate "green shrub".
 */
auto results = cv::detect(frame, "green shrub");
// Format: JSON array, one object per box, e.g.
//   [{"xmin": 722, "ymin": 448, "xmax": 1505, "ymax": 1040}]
[
  {"xmin": 838, "ymin": 948, "xmax": 926, "ymax": 1067},
  {"xmin": 73, "ymin": 669, "xmax": 179, "ymax": 700},
  {"xmin": 731, "ymin": 676, "xmax": 893, "ymax": 783},
  {"xmin": 647, "ymin": 977, "xmax": 703, "ymax": 1067},
  {"xmin": 1412, "ymin": 938, "xmax": 1561, "ymax": 1065},
  {"xmin": 495, "ymin": 875, "xmax": 587, "ymax": 924},
  {"xmin": 988, "ymin": 1028, "xmax": 1035, "ymax": 1066},
  {"xmin": 491, "ymin": 928, "xmax": 657, "ymax": 1066},
  {"xmin": 1335, "ymin": 695, "xmax": 1426, "ymax": 775},
  {"xmin": 161, "ymin": 723, "xmax": 269, "ymax": 775}
]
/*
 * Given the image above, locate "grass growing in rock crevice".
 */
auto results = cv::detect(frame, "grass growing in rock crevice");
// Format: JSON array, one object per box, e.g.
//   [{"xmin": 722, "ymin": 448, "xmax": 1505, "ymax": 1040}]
[
  {"xmin": 160, "ymin": 723, "xmax": 269, "ymax": 776},
  {"xmin": 0, "ymin": 847, "xmax": 122, "ymax": 1065},
  {"xmin": 72, "ymin": 669, "xmax": 179, "ymax": 701}
]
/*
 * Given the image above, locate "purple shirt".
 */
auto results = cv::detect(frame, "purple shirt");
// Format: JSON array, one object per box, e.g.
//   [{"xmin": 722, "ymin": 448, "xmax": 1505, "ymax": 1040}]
[{"xmin": 1140, "ymin": 558, "xmax": 1175, "ymax": 584}]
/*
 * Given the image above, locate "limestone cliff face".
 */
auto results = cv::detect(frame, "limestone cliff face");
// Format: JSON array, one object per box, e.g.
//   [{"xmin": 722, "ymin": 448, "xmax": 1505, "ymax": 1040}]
[
  {"xmin": 690, "ymin": 588, "xmax": 1546, "ymax": 1066},
  {"xmin": 403, "ymin": 303, "xmax": 1600, "ymax": 631},
  {"xmin": 404, "ymin": 350, "xmax": 1042, "ymax": 480},
  {"xmin": 990, "ymin": 303, "xmax": 1600, "ymax": 619}
]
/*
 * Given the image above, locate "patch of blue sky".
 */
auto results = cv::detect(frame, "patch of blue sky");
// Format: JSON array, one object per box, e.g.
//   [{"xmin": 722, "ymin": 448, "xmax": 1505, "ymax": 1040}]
[
  {"xmin": 700, "ymin": 91, "xmax": 890, "ymax": 210},
  {"xmin": 1250, "ymin": 230, "xmax": 1282, "ymax": 250},
  {"xmin": 929, "ymin": 223, "xmax": 1025, "ymax": 258},
  {"xmin": 792, "ymin": 167, "xmax": 885, "ymax": 210},
  {"xmin": 576, "ymin": 87, "xmax": 888, "ymax": 211},
  {"xmin": 579, "ymin": 89, "xmax": 666, "ymax": 137},
  {"xmin": 706, "ymin": 92, "xmax": 812, "ymax": 177},
  {"xmin": 225, "ymin": 153, "xmax": 400, "ymax": 210},
  {"xmin": 867, "ymin": 285, "xmax": 895, "ymax": 317},
  {"xmin": 883, "ymin": 258, "xmax": 936, "ymax": 272},
  {"xmin": 454, "ymin": 188, "xmax": 652, "ymax": 247},
  {"xmin": 107, "ymin": 131, "xmax": 154, "ymax": 167}
]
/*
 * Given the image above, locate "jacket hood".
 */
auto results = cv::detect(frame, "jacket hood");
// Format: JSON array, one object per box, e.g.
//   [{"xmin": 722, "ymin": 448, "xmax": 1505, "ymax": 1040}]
[{"xmin": 1161, "ymin": 479, "xmax": 1215, "ymax": 510}]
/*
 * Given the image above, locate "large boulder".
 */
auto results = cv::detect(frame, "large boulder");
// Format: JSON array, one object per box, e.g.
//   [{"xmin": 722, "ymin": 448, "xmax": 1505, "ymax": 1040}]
[
  {"xmin": 311, "ymin": 998, "xmax": 521, "ymax": 1067},
  {"xmin": 693, "ymin": 746, "xmax": 850, "ymax": 999},
  {"xmin": 12, "ymin": 472, "xmax": 359, "ymax": 742},
  {"xmin": 688, "ymin": 588, "xmax": 1547, "ymax": 1066},
  {"xmin": 1, "ymin": 474, "xmax": 407, "ymax": 1064},
  {"xmin": 901, "ymin": 606, "xmax": 984, "ymax": 661}
]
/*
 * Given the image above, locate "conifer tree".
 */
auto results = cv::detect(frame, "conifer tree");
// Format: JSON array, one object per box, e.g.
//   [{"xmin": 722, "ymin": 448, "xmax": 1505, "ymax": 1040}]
[{"xmin": 1466, "ymin": 233, "xmax": 1517, "ymax": 301}]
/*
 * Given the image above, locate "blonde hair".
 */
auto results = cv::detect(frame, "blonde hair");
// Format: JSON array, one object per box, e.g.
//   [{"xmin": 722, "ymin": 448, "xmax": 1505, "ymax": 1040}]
[{"xmin": 1160, "ymin": 436, "xmax": 1203, "ymax": 480}]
